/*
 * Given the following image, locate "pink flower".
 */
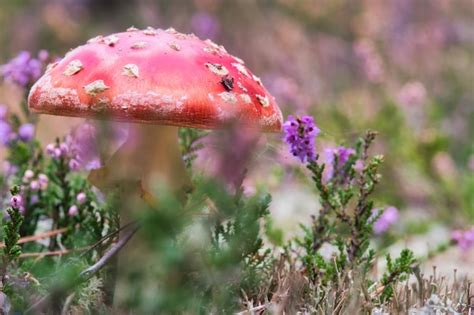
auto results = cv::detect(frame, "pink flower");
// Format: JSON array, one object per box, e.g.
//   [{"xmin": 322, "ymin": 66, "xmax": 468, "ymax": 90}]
[
  {"xmin": 69, "ymin": 159, "xmax": 80, "ymax": 171},
  {"xmin": 10, "ymin": 195, "xmax": 23, "ymax": 210},
  {"xmin": 30, "ymin": 180, "xmax": 40, "ymax": 191},
  {"xmin": 76, "ymin": 192, "xmax": 87, "ymax": 205},
  {"xmin": 68, "ymin": 205, "xmax": 78, "ymax": 217},
  {"xmin": 46, "ymin": 143, "xmax": 55, "ymax": 155},
  {"xmin": 22, "ymin": 169, "xmax": 34, "ymax": 183},
  {"xmin": 38, "ymin": 174, "xmax": 48, "ymax": 190}
]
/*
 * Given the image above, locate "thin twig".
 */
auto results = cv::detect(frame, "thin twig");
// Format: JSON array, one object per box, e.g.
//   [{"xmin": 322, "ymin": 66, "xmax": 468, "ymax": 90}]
[
  {"xmin": 19, "ymin": 247, "xmax": 89, "ymax": 258},
  {"xmin": 0, "ymin": 228, "xmax": 67, "ymax": 248},
  {"xmin": 79, "ymin": 223, "xmax": 140, "ymax": 280},
  {"xmin": 80, "ymin": 220, "xmax": 138, "ymax": 258}
]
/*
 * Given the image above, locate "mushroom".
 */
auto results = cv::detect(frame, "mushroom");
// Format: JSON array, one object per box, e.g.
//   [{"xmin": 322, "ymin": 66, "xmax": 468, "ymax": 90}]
[{"xmin": 28, "ymin": 27, "xmax": 283, "ymax": 201}]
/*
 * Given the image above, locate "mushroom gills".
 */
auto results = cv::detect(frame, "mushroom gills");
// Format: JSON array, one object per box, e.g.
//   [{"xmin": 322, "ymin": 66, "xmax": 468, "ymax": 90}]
[{"xmin": 88, "ymin": 124, "xmax": 192, "ymax": 205}]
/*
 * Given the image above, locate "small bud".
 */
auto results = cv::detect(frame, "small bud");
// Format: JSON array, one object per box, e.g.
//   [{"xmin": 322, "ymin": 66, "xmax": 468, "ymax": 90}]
[
  {"xmin": 38, "ymin": 174, "xmax": 48, "ymax": 190},
  {"xmin": 23, "ymin": 169, "xmax": 34, "ymax": 182},
  {"xmin": 53, "ymin": 148, "xmax": 62, "ymax": 159},
  {"xmin": 69, "ymin": 159, "xmax": 80, "ymax": 171},
  {"xmin": 59, "ymin": 143, "xmax": 69, "ymax": 155},
  {"xmin": 38, "ymin": 50, "xmax": 49, "ymax": 62},
  {"xmin": 354, "ymin": 159, "xmax": 364, "ymax": 173},
  {"xmin": 76, "ymin": 192, "xmax": 87, "ymax": 205},
  {"xmin": 30, "ymin": 180, "xmax": 40, "ymax": 191},
  {"xmin": 46, "ymin": 143, "xmax": 55, "ymax": 155},
  {"xmin": 18, "ymin": 123, "xmax": 35, "ymax": 142},
  {"xmin": 68, "ymin": 205, "xmax": 78, "ymax": 217}
]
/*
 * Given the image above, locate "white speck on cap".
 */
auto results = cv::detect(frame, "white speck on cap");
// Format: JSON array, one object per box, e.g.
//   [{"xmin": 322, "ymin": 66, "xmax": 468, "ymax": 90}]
[
  {"xmin": 240, "ymin": 94, "xmax": 252, "ymax": 104},
  {"xmin": 237, "ymin": 81, "xmax": 248, "ymax": 92},
  {"xmin": 256, "ymin": 94, "xmax": 269, "ymax": 107},
  {"xmin": 253, "ymin": 74, "xmax": 263, "ymax": 86},
  {"xmin": 122, "ymin": 64, "xmax": 139, "ymax": 78},
  {"xmin": 143, "ymin": 27, "xmax": 157, "ymax": 36},
  {"xmin": 205, "ymin": 63, "xmax": 228, "ymax": 76},
  {"xmin": 232, "ymin": 63, "xmax": 250, "ymax": 78},
  {"xmin": 127, "ymin": 26, "xmax": 139, "ymax": 32},
  {"xmin": 84, "ymin": 80, "xmax": 109, "ymax": 96},
  {"xmin": 168, "ymin": 42, "xmax": 181, "ymax": 51},
  {"xmin": 87, "ymin": 35, "xmax": 104, "ymax": 44},
  {"xmin": 232, "ymin": 55, "xmax": 245, "ymax": 64},
  {"xmin": 104, "ymin": 35, "xmax": 119, "ymax": 46},
  {"xmin": 63, "ymin": 60, "xmax": 83, "ymax": 76},
  {"xmin": 131, "ymin": 41, "xmax": 147, "ymax": 49},
  {"xmin": 218, "ymin": 92, "xmax": 237, "ymax": 104},
  {"xmin": 165, "ymin": 27, "xmax": 178, "ymax": 34}
]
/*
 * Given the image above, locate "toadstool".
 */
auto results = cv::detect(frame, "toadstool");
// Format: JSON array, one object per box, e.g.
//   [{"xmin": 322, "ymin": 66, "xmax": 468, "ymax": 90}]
[{"xmin": 28, "ymin": 27, "xmax": 283, "ymax": 200}]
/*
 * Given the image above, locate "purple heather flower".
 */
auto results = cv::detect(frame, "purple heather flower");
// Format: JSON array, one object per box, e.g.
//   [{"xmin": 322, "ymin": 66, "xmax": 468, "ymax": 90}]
[
  {"xmin": 324, "ymin": 146, "xmax": 356, "ymax": 180},
  {"xmin": 76, "ymin": 192, "xmax": 87, "ymax": 205},
  {"xmin": 451, "ymin": 227, "xmax": 474, "ymax": 251},
  {"xmin": 373, "ymin": 206, "xmax": 399, "ymax": 234},
  {"xmin": 38, "ymin": 174, "xmax": 48, "ymax": 190},
  {"xmin": 18, "ymin": 123, "xmax": 35, "ymax": 142},
  {"xmin": 0, "ymin": 51, "xmax": 44, "ymax": 87},
  {"xmin": 190, "ymin": 12, "xmax": 220, "ymax": 39},
  {"xmin": 283, "ymin": 115, "xmax": 320, "ymax": 163},
  {"xmin": 0, "ymin": 120, "xmax": 13, "ymax": 145},
  {"xmin": 10, "ymin": 195, "xmax": 23, "ymax": 210},
  {"xmin": 68, "ymin": 205, "xmax": 78, "ymax": 217}
]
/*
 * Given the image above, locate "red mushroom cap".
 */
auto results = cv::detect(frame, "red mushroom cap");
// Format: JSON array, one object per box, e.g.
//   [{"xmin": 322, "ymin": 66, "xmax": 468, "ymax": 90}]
[{"xmin": 28, "ymin": 27, "xmax": 283, "ymax": 132}]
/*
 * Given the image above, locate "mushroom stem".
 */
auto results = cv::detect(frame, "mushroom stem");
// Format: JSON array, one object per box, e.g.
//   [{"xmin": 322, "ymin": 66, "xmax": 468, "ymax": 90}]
[
  {"xmin": 87, "ymin": 124, "xmax": 192, "ymax": 305},
  {"xmin": 88, "ymin": 123, "xmax": 191, "ymax": 204}
]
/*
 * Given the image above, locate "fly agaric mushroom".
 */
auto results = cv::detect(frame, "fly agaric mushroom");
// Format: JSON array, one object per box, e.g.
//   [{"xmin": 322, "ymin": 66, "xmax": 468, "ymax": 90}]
[{"xmin": 28, "ymin": 27, "xmax": 283, "ymax": 197}]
